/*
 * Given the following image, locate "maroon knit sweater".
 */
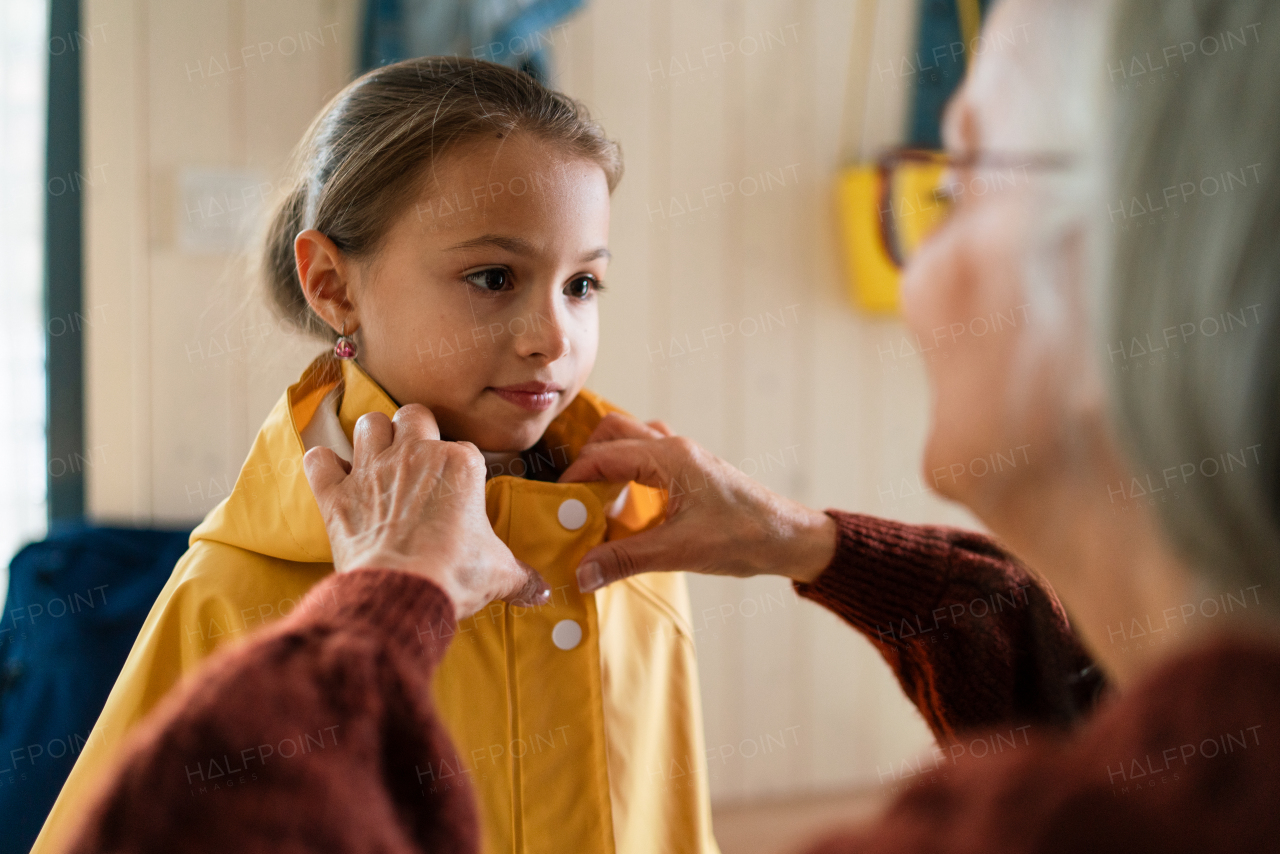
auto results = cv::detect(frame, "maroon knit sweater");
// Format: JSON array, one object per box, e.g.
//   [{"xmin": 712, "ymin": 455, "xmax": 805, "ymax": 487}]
[{"xmin": 65, "ymin": 511, "xmax": 1280, "ymax": 853}]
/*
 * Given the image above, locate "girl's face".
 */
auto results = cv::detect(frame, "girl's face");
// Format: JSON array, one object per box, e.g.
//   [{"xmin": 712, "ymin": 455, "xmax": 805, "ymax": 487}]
[{"xmin": 347, "ymin": 133, "xmax": 610, "ymax": 452}]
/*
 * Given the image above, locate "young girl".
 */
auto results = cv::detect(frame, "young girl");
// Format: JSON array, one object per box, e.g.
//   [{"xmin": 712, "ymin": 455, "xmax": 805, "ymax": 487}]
[{"xmin": 34, "ymin": 58, "xmax": 718, "ymax": 854}]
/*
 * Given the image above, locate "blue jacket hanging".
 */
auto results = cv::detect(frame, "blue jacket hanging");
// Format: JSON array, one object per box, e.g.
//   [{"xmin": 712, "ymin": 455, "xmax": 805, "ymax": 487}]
[
  {"xmin": 360, "ymin": 0, "xmax": 587, "ymax": 83},
  {"xmin": 0, "ymin": 524, "xmax": 191, "ymax": 854},
  {"xmin": 908, "ymin": 0, "xmax": 994, "ymax": 148}
]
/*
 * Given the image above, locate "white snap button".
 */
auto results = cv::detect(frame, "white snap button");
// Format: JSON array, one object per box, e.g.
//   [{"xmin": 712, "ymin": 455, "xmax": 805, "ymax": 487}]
[
  {"xmin": 557, "ymin": 498, "xmax": 588, "ymax": 531},
  {"xmin": 552, "ymin": 619, "xmax": 583, "ymax": 650}
]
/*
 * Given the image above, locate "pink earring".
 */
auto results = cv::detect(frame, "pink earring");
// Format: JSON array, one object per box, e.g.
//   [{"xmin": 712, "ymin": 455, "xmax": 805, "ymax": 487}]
[{"xmin": 334, "ymin": 321, "xmax": 357, "ymax": 360}]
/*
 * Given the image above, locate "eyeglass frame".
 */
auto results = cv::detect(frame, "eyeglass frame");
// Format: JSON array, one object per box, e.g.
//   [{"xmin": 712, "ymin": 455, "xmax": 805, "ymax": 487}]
[{"xmin": 875, "ymin": 147, "xmax": 1076, "ymax": 270}]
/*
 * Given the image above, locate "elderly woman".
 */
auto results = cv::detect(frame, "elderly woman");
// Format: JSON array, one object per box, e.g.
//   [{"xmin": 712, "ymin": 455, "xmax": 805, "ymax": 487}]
[{"xmin": 63, "ymin": 0, "xmax": 1279, "ymax": 851}]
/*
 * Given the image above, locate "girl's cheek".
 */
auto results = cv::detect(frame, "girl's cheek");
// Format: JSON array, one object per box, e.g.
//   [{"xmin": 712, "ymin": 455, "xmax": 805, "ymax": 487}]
[{"xmin": 574, "ymin": 307, "xmax": 601, "ymax": 362}]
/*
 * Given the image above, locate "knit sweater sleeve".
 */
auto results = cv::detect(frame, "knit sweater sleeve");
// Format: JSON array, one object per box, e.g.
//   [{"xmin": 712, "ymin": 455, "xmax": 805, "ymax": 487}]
[
  {"xmin": 795, "ymin": 511, "xmax": 1104, "ymax": 741},
  {"xmin": 64, "ymin": 569, "xmax": 479, "ymax": 854}
]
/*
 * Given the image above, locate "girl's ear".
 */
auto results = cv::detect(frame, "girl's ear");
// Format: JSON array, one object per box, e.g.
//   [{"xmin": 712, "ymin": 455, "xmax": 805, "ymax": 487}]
[{"xmin": 295, "ymin": 229, "xmax": 359, "ymax": 334}]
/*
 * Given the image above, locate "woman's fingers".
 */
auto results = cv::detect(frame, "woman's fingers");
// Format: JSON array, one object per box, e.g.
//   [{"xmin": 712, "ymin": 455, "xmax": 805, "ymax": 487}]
[
  {"xmin": 645, "ymin": 419, "xmax": 675, "ymax": 437},
  {"xmin": 576, "ymin": 525, "xmax": 682, "ymax": 592},
  {"xmin": 501, "ymin": 559, "xmax": 553, "ymax": 608},
  {"xmin": 391, "ymin": 403, "xmax": 441, "ymax": 442},
  {"xmin": 564, "ymin": 431, "xmax": 831, "ymax": 588},
  {"xmin": 579, "ymin": 412, "xmax": 667, "ymax": 446},
  {"xmin": 302, "ymin": 446, "xmax": 352, "ymax": 511},
  {"xmin": 560, "ymin": 436, "xmax": 687, "ymax": 488},
  {"xmin": 351, "ymin": 411, "xmax": 394, "ymax": 469}
]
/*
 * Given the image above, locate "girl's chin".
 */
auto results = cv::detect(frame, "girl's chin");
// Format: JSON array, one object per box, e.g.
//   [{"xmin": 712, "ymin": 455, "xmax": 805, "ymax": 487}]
[
  {"xmin": 452, "ymin": 421, "xmax": 551, "ymax": 455},
  {"xmin": 436, "ymin": 396, "xmax": 567, "ymax": 452}
]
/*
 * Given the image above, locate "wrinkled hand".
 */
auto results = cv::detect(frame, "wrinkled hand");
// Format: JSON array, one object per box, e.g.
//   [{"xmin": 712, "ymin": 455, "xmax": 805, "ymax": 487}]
[
  {"xmin": 559, "ymin": 413, "xmax": 837, "ymax": 592},
  {"xmin": 303, "ymin": 404, "xmax": 550, "ymax": 620}
]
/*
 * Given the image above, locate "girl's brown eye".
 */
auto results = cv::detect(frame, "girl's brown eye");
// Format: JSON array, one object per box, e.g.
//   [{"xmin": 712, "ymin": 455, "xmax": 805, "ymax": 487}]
[
  {"xmin": 566, "ymin": 276, "xmax": 596, "ymax": 298},
  {"xmin": 466, "ymin": 268, "xmax": 509, "ymax": 292}
]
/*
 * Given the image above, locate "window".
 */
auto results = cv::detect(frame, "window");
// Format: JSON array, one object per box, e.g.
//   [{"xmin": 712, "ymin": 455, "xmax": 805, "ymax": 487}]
[{"xmin": 0, "ymin": 0, "xmax": 50, "ymax": 604}]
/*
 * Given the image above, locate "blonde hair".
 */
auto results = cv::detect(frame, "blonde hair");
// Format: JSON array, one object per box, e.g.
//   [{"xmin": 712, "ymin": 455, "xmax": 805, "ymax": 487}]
[{"xmin": 264, "ymin": 57, "xmax": 622, "ymax": 340}]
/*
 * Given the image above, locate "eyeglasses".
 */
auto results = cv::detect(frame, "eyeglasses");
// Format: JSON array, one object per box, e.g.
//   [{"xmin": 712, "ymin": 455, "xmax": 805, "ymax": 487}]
[{"xmin": 875, "ymin": 148, "xmax": 1075, "ymax": 269}]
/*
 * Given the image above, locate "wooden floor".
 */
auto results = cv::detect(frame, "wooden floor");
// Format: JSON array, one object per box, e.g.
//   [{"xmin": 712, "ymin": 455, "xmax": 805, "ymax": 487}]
[{"xmin": 712, "ymin": 789, "xmax": 886, "ymax": 854}]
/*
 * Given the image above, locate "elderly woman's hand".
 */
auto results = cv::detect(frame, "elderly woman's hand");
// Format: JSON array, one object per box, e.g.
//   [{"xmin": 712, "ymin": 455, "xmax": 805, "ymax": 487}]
[
  {"xmin": 560, "ymin": 413, "xmax": 838, "ymax": 592},
  {"xmin": 303, "ymin": 404, "xmax": 551, "ymax": 620}
]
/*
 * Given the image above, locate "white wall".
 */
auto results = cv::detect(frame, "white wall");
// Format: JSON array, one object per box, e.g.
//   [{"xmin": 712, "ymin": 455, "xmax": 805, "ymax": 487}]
[{"xmin": 82, "ymin": 0, "xmax": 980, "ymax": 805}]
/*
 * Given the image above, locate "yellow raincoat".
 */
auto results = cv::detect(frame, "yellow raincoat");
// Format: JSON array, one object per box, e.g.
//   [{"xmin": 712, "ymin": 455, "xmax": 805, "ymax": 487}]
[{"xmin": 34, "ymin": 355, "xmax": 719, "ymax": 854}]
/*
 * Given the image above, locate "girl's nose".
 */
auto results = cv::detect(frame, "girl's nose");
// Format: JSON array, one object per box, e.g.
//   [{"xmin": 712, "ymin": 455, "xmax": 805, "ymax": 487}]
[{"xmin": 514, "ymin": 304, "xmax": 571, "ymax": 363}]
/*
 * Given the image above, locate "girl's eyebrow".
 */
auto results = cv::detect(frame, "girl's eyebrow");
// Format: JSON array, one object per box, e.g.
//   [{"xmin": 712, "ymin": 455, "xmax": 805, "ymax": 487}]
[
  {"xmin": 446, "ymin": 234, "xmax": 534, "ymax": 254},
  {"xmin": 447, "ymin": 233, "xmax": 611, "ymax": 263}
]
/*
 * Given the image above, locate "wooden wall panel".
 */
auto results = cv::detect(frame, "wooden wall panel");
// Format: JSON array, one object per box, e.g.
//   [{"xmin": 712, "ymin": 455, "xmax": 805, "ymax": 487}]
[
  {"xmin": 573, "ymin": 0, "xmax": 659, "ymax": 420},
  {"xmin": 86, "ymin": 0, "xmax": 353, "ymax": 524},
  {"xmin": 146, "ymin": 0, "xmax": 238, "ymax": 523},
  {"xmin": 800, "ymin": 0, "xmax": 877, "ymax": 793},
  {"xmin": 84, "ymin": 0, "xmax": 152, "ymax": 522},
  {"xmin": 239, "ymin": 0, "xmax": 359, "ymax": 454},
  {"xmin": 727, "ymin": 0, "xmax": 809, "ymax": 799}
]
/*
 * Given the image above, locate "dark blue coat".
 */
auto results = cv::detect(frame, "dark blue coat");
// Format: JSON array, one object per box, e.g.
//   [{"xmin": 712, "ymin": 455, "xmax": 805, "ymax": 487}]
[{"xmin": 0, "ymin": 525, "xmax": 190, "ymax": 854}]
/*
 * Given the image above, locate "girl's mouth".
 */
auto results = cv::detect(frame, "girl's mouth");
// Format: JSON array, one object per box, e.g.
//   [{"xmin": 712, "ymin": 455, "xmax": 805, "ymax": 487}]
[{"xmin": 488, "ymin": 382, "xmax": 563, "ymax": 413}]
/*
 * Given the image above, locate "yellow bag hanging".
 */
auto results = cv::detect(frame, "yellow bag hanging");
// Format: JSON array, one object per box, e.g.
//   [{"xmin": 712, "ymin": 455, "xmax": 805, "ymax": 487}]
[{"xmin": 835, "ymin": 0, "xmax": 981, "ymax": 314}]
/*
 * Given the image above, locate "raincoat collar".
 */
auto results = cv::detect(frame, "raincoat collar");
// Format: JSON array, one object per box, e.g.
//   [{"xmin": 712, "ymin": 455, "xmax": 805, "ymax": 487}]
[{"xmin": 189, "ymin": 353, "xmax": 615, "ymax": 565}]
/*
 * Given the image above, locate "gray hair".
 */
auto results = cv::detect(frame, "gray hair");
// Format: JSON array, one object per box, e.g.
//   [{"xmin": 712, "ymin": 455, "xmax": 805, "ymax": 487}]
[{"xmin": 1103, "ymin": 0, "xmax": 1280, "ymax": 592}]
